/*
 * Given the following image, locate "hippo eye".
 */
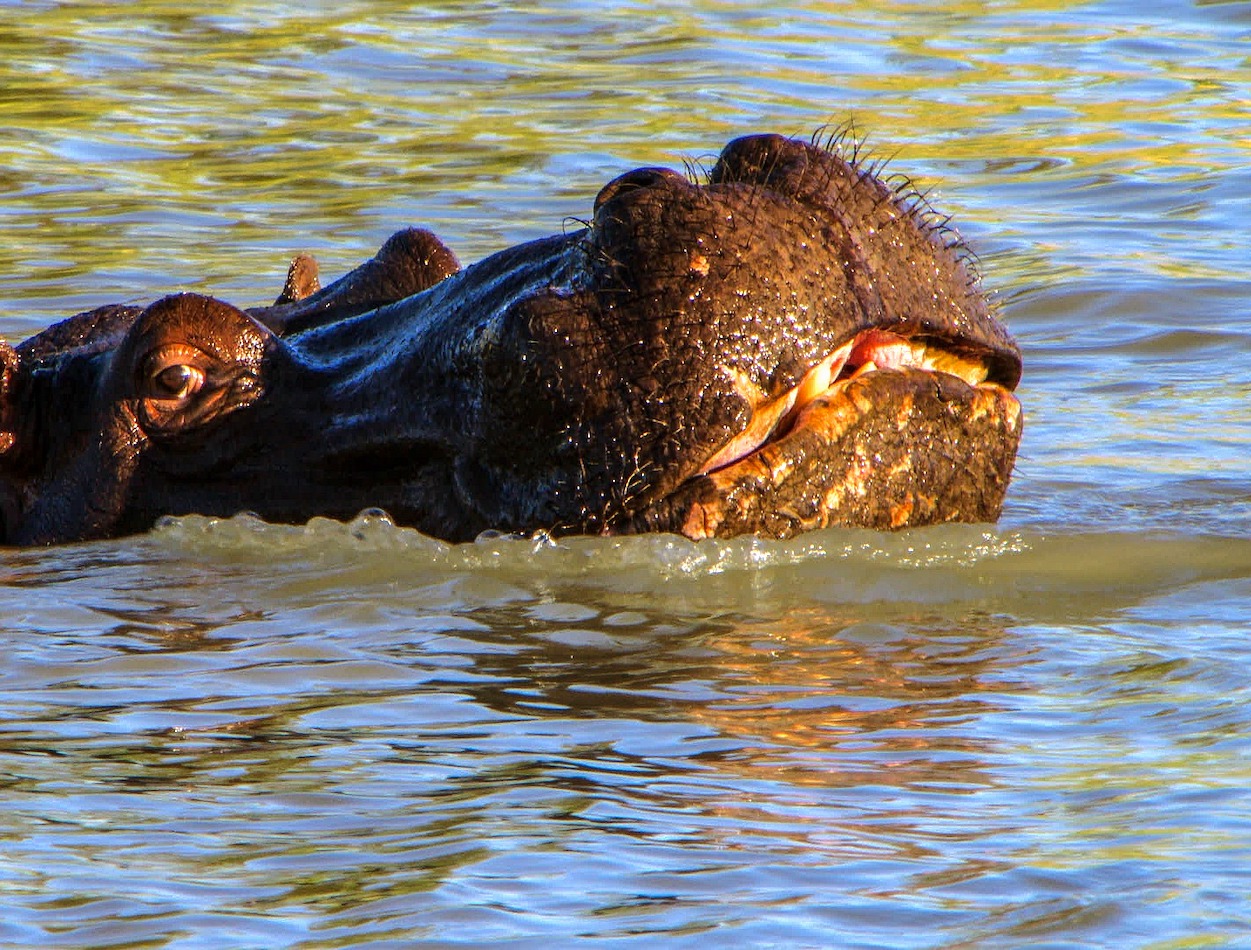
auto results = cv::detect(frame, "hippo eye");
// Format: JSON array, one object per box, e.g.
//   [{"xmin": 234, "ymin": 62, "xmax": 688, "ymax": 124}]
[
  {"xmin": 139, "ymin": 344, "xmax": 218, "ymax": 431},
  {"xmin": 142, "ymin": 345, "xmax": 209, "ymax": 404},
  {"xmin": 151, "ymin": 363, "xmax": 205, "ymax": 401}
]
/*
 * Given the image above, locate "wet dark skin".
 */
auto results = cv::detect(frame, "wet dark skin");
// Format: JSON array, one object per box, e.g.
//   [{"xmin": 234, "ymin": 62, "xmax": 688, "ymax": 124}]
[{"xmin": 0, "ymin": 133, "xmax": 1022, "ymax": 546}]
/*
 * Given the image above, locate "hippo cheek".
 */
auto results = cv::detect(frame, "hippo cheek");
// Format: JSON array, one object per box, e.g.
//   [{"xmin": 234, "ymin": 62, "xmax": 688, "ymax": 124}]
[
  {"xmin": 0, "ymin": 479, "xmax": 23, "ymax": 546},
  {"xmin": 0, "ymin": 419, "xmax": 142, "ymax": 546}
]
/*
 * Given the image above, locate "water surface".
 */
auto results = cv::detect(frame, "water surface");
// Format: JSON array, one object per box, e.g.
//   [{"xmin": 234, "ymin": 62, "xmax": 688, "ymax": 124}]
[{"xmin": 1, "ymin": 1, "xmax": 1249, "ymax": 946}]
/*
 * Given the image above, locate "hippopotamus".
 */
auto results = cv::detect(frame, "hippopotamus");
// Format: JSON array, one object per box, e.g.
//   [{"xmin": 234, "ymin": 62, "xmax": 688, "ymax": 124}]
[{"xmin": 0, "ymin": 133, "xmax": 1022, "ymax": 547}]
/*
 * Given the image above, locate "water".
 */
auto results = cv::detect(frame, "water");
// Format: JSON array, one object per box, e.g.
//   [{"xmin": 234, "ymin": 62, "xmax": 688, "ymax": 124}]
[{"xmin": 2, "ymin": 1, "xmax": 1249, "ymax": 946}]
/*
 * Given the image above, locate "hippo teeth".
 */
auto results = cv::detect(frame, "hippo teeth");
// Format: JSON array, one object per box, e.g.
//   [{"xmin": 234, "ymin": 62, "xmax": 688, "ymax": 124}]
[
  {"xmin": 844, "ymin": 329, "xmax": 990, "ymax": 387},
  {"xmin": 698, "ymin": 330, "xmax": 993, "ymax": 475}
]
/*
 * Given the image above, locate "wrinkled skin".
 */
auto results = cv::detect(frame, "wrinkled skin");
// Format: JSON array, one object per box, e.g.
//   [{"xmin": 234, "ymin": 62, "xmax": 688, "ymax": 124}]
[{"xmin": 0, "ymin": 133, "xmax": 1022, "ymax": 547}]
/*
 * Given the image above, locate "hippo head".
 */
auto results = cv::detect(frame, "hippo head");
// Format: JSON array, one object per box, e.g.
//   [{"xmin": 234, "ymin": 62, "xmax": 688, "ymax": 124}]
[{"xmin": 0, "ymin": 133, "xmax": 1022, "ymax": 546}]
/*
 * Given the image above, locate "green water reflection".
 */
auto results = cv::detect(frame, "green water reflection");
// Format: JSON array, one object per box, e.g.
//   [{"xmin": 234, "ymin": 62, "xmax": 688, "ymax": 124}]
[
  {"xmin": 2, "ymin": 0, "xmax": 1247, "ymax": 335},
  {"xmin": 1, "ymin": 0, "xmax": 1250, "ymax": 946}
]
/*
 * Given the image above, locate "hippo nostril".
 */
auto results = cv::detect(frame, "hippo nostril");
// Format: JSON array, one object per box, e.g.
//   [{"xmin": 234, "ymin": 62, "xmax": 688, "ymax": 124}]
[{"xmin": 593, "ymin": 167, "xmax": 688, "ymax": 213}]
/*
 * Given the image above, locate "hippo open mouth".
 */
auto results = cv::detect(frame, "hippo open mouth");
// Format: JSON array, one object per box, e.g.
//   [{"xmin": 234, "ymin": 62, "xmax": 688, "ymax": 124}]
[
  {"xmin": 699, "ymin": 329, "xmax": 1006, "ymax": 476},
  {"xmin": 667, "ymin": 327, "xmax": 1021, "ymax": 537},
  {"xmin": 0, "ymin": 132, "xmax": 1021, "ymax": 546}
]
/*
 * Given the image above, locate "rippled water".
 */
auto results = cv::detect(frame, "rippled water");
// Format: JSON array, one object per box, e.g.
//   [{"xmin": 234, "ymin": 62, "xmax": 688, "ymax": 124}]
[{"xmin": 2, "ymin": 1, "xmax": 1249, "ymax": 946}]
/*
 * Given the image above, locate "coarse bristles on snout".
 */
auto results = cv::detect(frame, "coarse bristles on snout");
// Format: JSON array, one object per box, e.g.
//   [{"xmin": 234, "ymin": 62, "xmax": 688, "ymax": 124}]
[{"xmin": 0, "ymin": 131, "xmax": 1021, "ymax": 547}]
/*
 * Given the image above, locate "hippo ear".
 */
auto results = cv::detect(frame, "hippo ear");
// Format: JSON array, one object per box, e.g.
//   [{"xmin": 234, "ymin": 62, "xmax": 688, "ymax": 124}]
[
  {"xmin": 250, "ymin": 228, "xmax": 462, "ymax": 336},
  {"xmin": 273, "ymin": 253, "xmax": 321, "ymax": 305}
]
